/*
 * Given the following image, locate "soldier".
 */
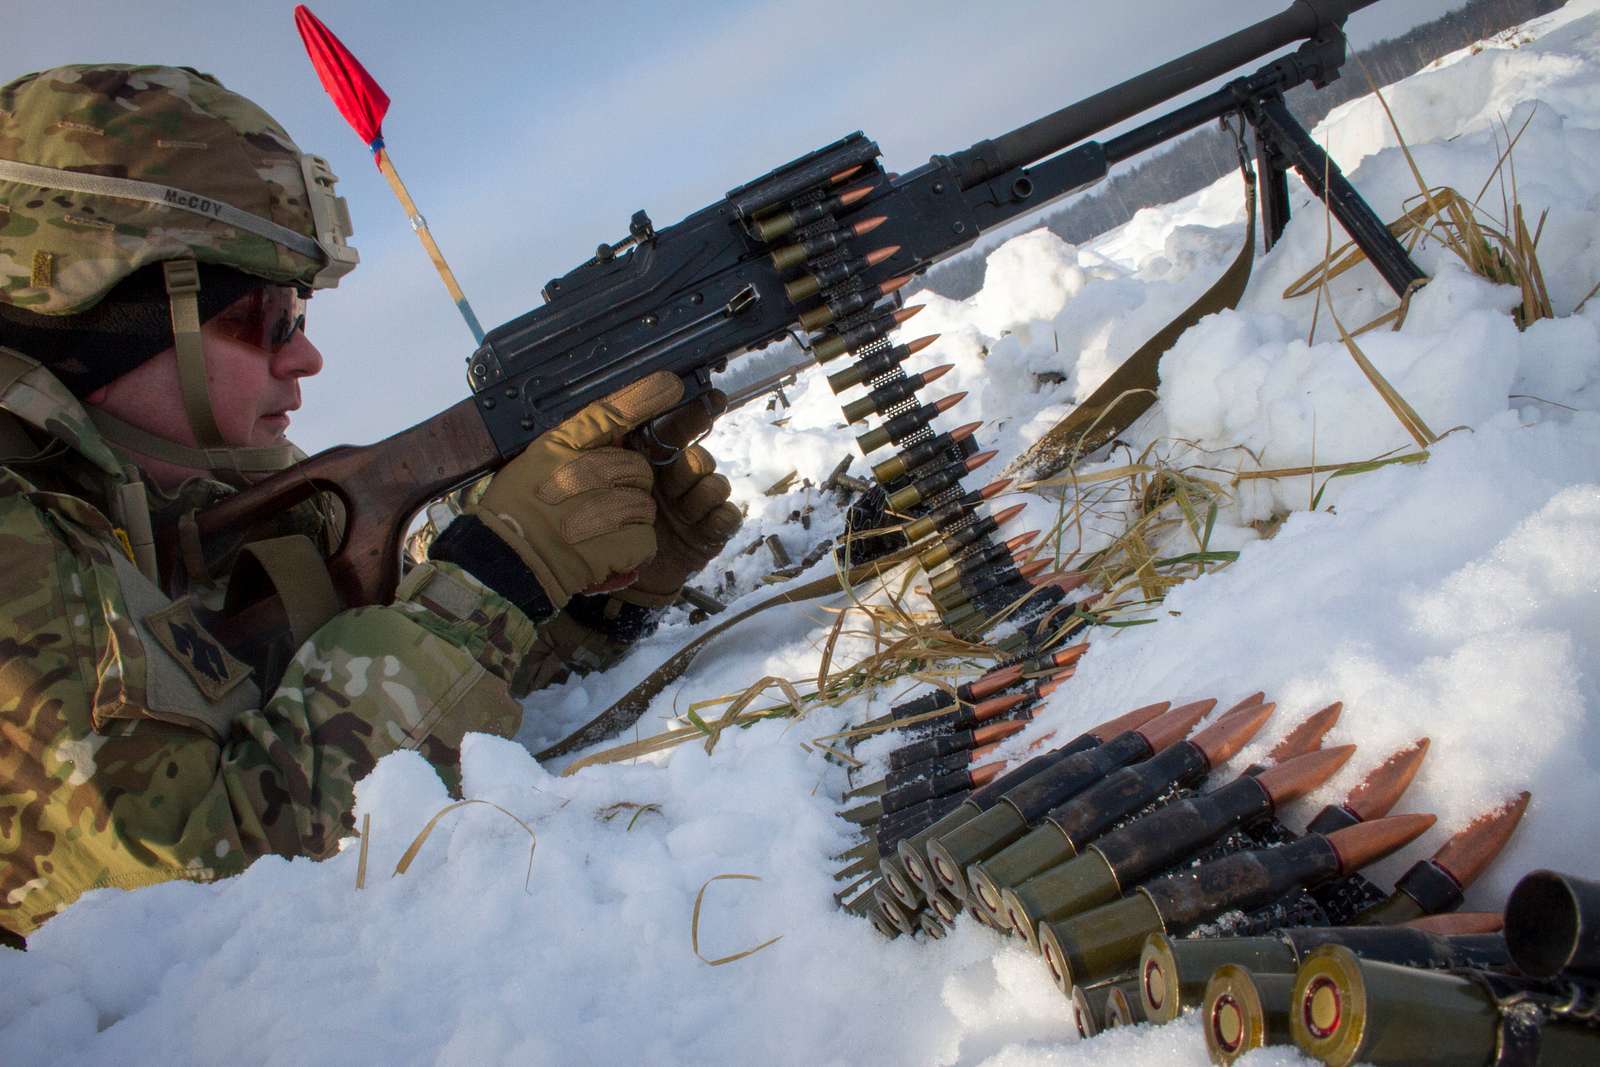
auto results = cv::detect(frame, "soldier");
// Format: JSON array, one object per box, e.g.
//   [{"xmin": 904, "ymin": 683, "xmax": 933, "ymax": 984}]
[{"xmin": 0, "ymin": 64, "xmax": 741, "ymax": 947}]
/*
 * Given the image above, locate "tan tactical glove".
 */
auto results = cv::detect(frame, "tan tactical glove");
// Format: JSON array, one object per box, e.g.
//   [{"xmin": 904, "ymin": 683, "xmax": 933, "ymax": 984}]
[
  {"xmin": 622, "ymin": 444, "xmax": 743, "ymax": 605},
  {"xmin": 461, "ymin": 372, "xmax": 685, "ymax": 613}
]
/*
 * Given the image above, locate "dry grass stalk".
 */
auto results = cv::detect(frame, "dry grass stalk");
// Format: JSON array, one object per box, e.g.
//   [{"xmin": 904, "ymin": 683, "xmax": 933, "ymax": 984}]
[
  {"xmin": 691, "ymin": 874, "xmax": 783, "ymax": 966},
  {"xmin": 388, "ymin": 799, "xmax": 538, "ymax": 891}
]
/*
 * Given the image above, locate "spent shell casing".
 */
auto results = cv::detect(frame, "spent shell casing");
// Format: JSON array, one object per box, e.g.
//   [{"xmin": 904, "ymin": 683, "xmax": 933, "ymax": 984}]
[
  {"xmin": 785, "ymin": 244, "xmax": 901, "ymax": 303},
  {"xmin": 828, "ymin": 334, "xmax": 939, "ymax": 390},
  {"xmin": 812, "ymin": 306, "xmax": 925, "ymax": 365},
  {"xmin": 871, "ymin": 420, "xmax": 980, "ymax": 485},
  {"xmin": 1289, "ymin": 946, "xmax": 1600, "ymax": 1067},
  {"xmin": 855, "ymin": 390, "xmax": 967, "ymax": 454},
  {"xmin": 842, "ymin": 363, "xmax": 954, "ymax": 425},
  {"xmin": 1506, "ymin": 868, "xmax": 1600, "ymax": 980},
  {"xmin": 799, "ymin": 273, "xmax": 911, "ymax": 331},
  {"xmin": 887, "ymin": 447, "xmax": 994, "ymax": 511},
  {"xmin": 1203, "ymin": 964, "xmax": 1296, "ymax": 1064},
  {"xmin": 753, "ymin": 181, "xmax": 874, "ymax": 243},
  {"xmin": 769, "ymin": 214, "xmax": 887, "ymax": 273}
]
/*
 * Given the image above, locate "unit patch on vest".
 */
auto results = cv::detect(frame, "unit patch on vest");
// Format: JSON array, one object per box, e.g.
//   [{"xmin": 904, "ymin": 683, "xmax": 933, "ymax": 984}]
[{"xmin": 143, "ymin": 599, "xmax": 253, "ymax": 702}]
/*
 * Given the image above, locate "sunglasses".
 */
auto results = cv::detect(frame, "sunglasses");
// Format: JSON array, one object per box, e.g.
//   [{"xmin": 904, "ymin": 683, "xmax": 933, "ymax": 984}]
[{"xmin": 210, "ymin": 286, "xmax": 308, "ymax": 354}]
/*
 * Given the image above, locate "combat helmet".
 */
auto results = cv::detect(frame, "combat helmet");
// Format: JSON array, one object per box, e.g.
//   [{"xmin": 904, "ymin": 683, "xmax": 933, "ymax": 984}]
[{"xmin": 0, "ymin": 63, "xmax": 357, "ymax": 476}]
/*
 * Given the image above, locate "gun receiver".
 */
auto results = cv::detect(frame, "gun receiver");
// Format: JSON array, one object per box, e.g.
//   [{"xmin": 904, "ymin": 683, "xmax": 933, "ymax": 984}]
[{"xmin": 198, "ymin": 0, "xmax": 1414, "ymax": 622}]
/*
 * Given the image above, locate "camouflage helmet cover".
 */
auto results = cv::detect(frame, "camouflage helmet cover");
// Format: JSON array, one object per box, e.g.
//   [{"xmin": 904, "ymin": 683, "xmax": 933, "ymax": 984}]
[{"xmin": 0, "ymin": 64, "xmax": 356, "ymax": 316}]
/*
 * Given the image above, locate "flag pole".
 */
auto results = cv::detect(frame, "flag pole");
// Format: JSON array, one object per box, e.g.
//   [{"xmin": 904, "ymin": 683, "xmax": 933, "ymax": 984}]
[{"xmin": 372, "ymin": 144, "xmax": 485, "ymax": 343}]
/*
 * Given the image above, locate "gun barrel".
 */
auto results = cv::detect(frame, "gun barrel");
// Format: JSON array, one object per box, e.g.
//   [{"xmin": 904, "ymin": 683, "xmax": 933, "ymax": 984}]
[{"xmin": 946, "ymin": 0, "xmax": 1379, "ymax": 188}]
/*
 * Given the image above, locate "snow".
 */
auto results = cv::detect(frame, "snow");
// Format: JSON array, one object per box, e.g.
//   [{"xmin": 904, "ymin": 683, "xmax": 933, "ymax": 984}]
[{"xmin": 7, "ymin": 4, "xmax": 1600, "ymax": 1064}]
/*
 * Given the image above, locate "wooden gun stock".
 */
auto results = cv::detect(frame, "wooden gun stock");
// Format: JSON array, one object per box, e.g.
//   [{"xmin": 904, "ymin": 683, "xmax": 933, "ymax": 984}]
[{"xmin": 197, "ymin": 396, "xmax": 500, "ymax": 611}]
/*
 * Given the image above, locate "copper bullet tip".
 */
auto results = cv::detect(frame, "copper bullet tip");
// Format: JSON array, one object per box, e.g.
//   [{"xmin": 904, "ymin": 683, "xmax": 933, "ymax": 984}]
[
  {"xmin": 969, "ymin": 664, "xmax": 1024, "ymax": 700},
  {"xmin": 921, "ymin": 363, "xmax": 956, "ymax": 387},
  {"xmin": 931, "ymin": 390, "xmax": 968, "ymax": 414},
  {"xmin": 891, "ymin": 305, "xmax": 926, "ymax": 325},
  {"xmin": 1018, "ymin": 559, "xmax": 1052, "ymax": 580},
  {"xmin": 1327, "ymin": 812, "xmax": 1437, "ymax": 875},
  {"xmin": 1034, "ymin": 571, "xmax": 1092, "ymax": 593},
  {"xmin": 877, "ymin": 274, "xmax": 914, "ymax": 296},
  {"xmin": 1345, "ymin": 737, "xmax": 1430, "ymax": 822},
  {"xmin": 1402, "ymin": 911, "xmax": 1504, "ymax": 935},
  {"xmin": 1088, "ymin": 700, "xmax": 1170, "ymax": 741},
  {"xmin": 1139, "ymin": 697, "xmax": 1219, "ymax": 751},
  {"xmin": 1222, "ymin": 691, "xmax": 1268, "ymax": 716},
  {"xmin": 973, "ymin": 691, "xmax": 1029, "ymax": 720},
  {"xmin": 1255, "ymin": 744, "xmax": 1357, "ymax": 807},
  {"xmin": 1052, "ymin": 642, "xmax": 1090, "ymax": 667},
  {"xmin": 837, "ymin": 183, "xmax": 874, "ymax": 207},
  {"xmin": 963, "ymin": 448, "xmax": 998, "ymax": 473},
  {"xmin": 989, "ymin": 503, "xmax": 1026, "ymax": 527},
  {"xmin": 1003, "ymin": 530, "xmax": 1039, "ymax": 551},
  {"xmin": 950, "ymin": 420, "xmax": 983, "ymax": 442},
  {"xmin": 1192, "ymin": 700, "xmax": 1275, "ymax": 766},
  {"xmin": 1431, "ymin": 791, "xmax": 1532, "ymax": 889},
  {"xmin": 865, "ymin": 245, "xmax": 901, "ymax": 268},
  {"xmin": 830, "ymin": 165, "xmax": 864, "ymax": 184},
  {"xmin": 970, "ymin": 761, "xmax": 1007, "ymax": 788},
  {"xmin": 974, "ymin": 718, "xmax": 1030, "ymax": 745},
  {"xmin": 977, "ymin": 477, "xmax": 1011, "ymax": 500},
  {"xmin": 905, "ymin": 334, "xmax": 940, "ymax": 355},
  {"xmin": 852, "ymin": 214, "xmax": 888, "ymax": 235},
  {"xmin": 1266, "ymin": 701, "xmax": 1343, "ymax": 763},
  {"xmin": 1036, "ymin": 675, "xmax": 1071, "ymax": 698}
]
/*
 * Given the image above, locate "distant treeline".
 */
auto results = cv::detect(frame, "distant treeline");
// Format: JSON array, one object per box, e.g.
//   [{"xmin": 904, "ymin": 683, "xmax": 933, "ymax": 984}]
[{"xmin": 912, "ymin": 0, "xmax": 1566, "ymax": 300}]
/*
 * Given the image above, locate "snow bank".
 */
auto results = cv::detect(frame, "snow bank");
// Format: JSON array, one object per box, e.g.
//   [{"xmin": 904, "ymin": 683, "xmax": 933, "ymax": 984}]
[{"xmin": 6, "ymin": 5, "xmax": 1600, "ymax": 1064}]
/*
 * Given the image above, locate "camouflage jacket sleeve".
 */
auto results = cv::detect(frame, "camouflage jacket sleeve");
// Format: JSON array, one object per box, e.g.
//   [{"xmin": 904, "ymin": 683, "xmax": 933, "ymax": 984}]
[{"xmin": 0, "ymin": 478, "xmax": 537, "ymax": 938}]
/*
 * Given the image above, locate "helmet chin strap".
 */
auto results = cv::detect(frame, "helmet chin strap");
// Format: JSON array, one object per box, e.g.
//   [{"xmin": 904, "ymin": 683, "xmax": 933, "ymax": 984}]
[{"xmin": 86, "ymin": 258, "xmax": 299, "ymax": 486}]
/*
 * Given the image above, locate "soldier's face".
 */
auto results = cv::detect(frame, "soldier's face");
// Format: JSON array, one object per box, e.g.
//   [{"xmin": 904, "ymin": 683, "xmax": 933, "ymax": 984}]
[{"xmin": 86, "ymin": 293, "xmax": 324, "ymax": 484}]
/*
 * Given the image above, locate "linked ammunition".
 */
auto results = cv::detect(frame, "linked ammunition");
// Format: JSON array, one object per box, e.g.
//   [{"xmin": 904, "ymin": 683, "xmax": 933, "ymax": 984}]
[
  {"xmin": 876, "ymin": 727, "xmax": 1024, "ymax": 796},
  {"xmin": 967, "ymin": 701, "xmax": 1278, "ymax": 923},
  {"xmin": 916, "ymin": 503, "xmax": 1026, "ymax": 570},
  {"xmin": 1355, "ymin": 791, "xmax": 1531, "ymax": 925},
  {"xmin": 829, "ymin": 335, "xmax": 940, "ymax": 392},
  {"xmin": 884, "ymin": 448, "xmax": 994, "ymax": 509},
  {"xmin": 753, "ymin": 182, "xmax": 874, "ymax": 243},
  {"xmin": 1037, "ymin": 815, "xmax": 1435, "ymax": 994},
  {"xmin": 1138, "ymin": 926, "xmax": 1514, "ymax": 1026},
  {"xmin": 813, "ymin": 305, "xmax": 926, "ymax": 365},
  {"xmin": 769, "ymin": 215, "xmax": 887, "ymax": 273},
  {"xmin": 1506, "ymin": 868, "xmax": 1600, "ymax": 980},
  {"xmin": 880, "ymin": 757, "xmax": 1009, "ymax": 817},
  {"xmin": 932, "ymin": 558, "xmax": 1051, "ymax": 611},
  {"xmin": 918, "ymin": 909, "xmax": 948, "ymax": 940},
  {"xmin": 870, "ymin": 420, "xmax": 980, "ymax": 485},
  {"xmin": 785, "ymin": 244, "xmax": 901, "ymax": 303},
  {"xmin": 841, "ymin": 363, "xmax": 954, "ymax": 425},
  {"xmin": 1203, "ymin": 964, "xmax": 1294, "ymax": 1064},
  {"xmin": 887, "ymin": 713, "xmax": 1036, "ymax": 773},
  {"xmin": 868, "ymin": 904, "xmax": 902, "ymax": 940},
  {"xmin": 927, "ymin": 531, "xmax": 1040, "ymax": 588},
  {"xmin": 928, "ymin": 889, "xmax": 963, "ymax": 925},
  {"xmin": 873, "ymin": 791, "xmax": 970, "ymax": 851},
  {"xmin": 885, "ymin": 701, "xmax": 1169, "ymax": 909},
  {"xmin": 1070, "ymin": 981, "xmax": 1119, "ymax": 1039},
  {"xmin": 1002, "ymin": 745, "xmax": 1371, "ymax": 952},
  {"xmin": 799, "ymin": 273, "xmax": 912, "ymax": 332},
  {"xmin": 875, "ymin": 882, "xmax": 921, "ymax": 936},
  {"xmin": 1290, "ymin": 945, "xmax": 1600, "ymax": 1066},
  {"xmin": 854, "ymin": 390, "xmax": 967, "ymax": 455},
  {"xmin": 926, "ymin": 698, "xmax": 1218, "ymax": 901}
]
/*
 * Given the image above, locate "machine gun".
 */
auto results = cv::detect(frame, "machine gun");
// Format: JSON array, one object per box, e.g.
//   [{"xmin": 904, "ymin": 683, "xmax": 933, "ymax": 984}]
[{"xmin": 200, "ymin": 0, "xmax": 1421, "ymax": 628}]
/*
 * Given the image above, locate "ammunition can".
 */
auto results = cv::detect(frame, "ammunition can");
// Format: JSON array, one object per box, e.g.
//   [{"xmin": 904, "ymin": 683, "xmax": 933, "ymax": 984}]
[
  {"xmin": 1039, "ymin": 891, "xmax": 1166, "ymax": 994},
  {"xmin": 1138, "ymin": 932, "xmax": 1296, "ymax": 1025},
  {"xmin": 1203, "ymin": 965, "xmax": 1296, "ymax": 1064}
]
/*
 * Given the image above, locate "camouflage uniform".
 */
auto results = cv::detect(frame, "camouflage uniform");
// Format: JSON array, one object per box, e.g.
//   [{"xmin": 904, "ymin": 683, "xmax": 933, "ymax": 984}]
[
  {"xmin": 0, "ymin": 349, "xmax": 538, "ymax": 940},
  {"xmin": 0, "ymin": 66, "xmax": 539, "ymax": 943}
]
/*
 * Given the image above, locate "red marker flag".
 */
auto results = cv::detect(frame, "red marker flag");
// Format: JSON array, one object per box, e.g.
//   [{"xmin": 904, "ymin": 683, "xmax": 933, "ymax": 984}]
[
  {"xmin": 293, "ymin": 4, "xmax": 485, "ymax": 343},
  {"xmin": 294, "ymin": 5, "xmax": 390, "ymax": 155}
]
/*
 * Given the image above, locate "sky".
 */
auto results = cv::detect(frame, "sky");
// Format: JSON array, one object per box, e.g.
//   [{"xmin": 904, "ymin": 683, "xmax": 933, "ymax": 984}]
[{"xmin": 6, "ymin": 0, "xmax": 1473, "ymax": 452}]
